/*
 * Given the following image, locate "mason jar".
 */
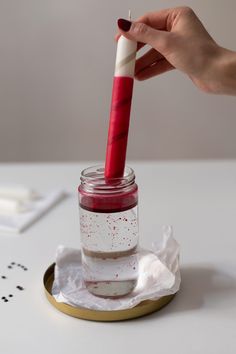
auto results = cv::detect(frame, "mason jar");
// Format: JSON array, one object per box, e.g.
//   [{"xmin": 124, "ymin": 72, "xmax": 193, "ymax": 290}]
[{"xmin": 78, "ymin": 165, "xmax": 139, "ymax": 298}]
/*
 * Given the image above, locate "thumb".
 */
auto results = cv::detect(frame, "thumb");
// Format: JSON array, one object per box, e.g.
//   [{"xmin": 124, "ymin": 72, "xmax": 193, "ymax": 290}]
[{"xmin": 117, "ymin": 19, "xmax": 170, "ymax": 53}]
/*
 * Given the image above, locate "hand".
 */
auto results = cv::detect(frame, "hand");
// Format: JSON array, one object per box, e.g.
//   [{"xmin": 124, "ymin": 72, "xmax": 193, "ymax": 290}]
[{"xmin": 117, "ymin": 7, "xmax": 236, "ymax": 95}]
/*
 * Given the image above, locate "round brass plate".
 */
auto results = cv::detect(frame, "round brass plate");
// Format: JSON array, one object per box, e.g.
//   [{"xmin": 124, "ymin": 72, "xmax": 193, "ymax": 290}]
[{"xmin": 43, "ymin": 263, "xmax": 176, "ymax": 322}]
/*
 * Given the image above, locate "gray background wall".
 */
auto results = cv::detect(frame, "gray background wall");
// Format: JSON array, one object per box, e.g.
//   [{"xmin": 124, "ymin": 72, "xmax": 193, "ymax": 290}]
[{"xmin": 0, "ymin": 0, "xmax": 235, "ymax": 162}]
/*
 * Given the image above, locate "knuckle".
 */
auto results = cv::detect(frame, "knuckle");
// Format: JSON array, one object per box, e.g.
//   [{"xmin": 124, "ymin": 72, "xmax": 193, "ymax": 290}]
[
  {"xmin": 180, "ymin": 6, "xmax": 194, "ymax": 16},
  {"xmin": 142, "ymin": 12, "xmax": 152, "ymax": 24},
  {"xmin": 133, "ymin": 22, "xmax": 148, "ymax": 36}
]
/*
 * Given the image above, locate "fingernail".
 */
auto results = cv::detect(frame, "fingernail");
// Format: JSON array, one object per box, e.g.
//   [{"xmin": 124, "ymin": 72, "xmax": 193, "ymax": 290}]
[{"xmin": 117, "ymin": 18, "xmax": 132, "ymax": 32}]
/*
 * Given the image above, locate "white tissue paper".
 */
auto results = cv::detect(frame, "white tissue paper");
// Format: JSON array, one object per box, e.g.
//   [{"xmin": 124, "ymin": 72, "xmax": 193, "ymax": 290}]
[
  {"xmin": 0, "ymin": 189, "xmax": 66, "ymax": 233},
  {"xmin": 52, "ymin": 226, "xmax": 181, "ymax": 311}
]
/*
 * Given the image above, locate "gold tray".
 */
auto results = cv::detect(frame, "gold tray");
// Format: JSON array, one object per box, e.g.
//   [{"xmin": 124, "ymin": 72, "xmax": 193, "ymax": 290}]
[{"xmin": 43, "ymin": 263, "xmax": 176, "ymax": 322}]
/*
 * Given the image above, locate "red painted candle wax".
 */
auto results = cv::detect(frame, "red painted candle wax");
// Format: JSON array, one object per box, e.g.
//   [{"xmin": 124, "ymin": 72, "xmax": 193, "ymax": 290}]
[{"xmin": 105, "ymin": 76, "xmax": 134, "ymax": 179}]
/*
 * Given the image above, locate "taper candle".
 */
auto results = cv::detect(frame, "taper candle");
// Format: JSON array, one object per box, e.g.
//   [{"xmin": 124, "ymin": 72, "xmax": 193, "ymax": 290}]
[{"xmin": 105, "ymin": 17, "xmax": 137, "ymax": 179}]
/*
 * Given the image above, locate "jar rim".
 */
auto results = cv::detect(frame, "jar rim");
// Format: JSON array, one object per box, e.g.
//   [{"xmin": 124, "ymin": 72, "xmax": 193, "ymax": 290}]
[{"xmin": 80, "ymin": 165, "xmax": 135, "ymax": 193}]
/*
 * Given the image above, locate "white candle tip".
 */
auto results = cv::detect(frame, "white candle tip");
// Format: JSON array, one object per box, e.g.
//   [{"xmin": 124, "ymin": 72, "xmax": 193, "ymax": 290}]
[{"xmin": 128, "ymin": 10, "xmax": 131, "ymax": 21}]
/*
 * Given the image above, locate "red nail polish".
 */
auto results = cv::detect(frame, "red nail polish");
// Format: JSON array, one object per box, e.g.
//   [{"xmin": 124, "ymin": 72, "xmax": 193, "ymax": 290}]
[{"xmin": 117, "ymin": 18, "xmax": 132, "ymax": 32}]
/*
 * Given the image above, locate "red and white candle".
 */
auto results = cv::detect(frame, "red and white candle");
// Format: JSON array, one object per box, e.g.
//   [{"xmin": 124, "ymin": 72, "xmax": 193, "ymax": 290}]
[{"xmin": 105, "ymin": 32, "xmax": 137, "ymax": 179}]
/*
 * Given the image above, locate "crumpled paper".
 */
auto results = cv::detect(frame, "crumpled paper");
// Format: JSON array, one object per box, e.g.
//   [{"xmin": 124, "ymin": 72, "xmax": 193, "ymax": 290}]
[{"xmin": 52, "ymin": 226, "xmax": 181, "ymax": 311}]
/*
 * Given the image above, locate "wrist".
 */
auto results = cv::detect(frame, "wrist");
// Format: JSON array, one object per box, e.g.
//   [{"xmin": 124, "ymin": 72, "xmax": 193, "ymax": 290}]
[{"xmin": 207, "ymin": 47, "xmax": 236, "ymax": 95}]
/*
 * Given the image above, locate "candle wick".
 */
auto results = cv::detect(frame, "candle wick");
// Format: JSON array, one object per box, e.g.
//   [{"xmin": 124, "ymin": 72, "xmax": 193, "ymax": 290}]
[{"xmin": 128, "ymin": 9, "xmax": 131, "ymax": 21}]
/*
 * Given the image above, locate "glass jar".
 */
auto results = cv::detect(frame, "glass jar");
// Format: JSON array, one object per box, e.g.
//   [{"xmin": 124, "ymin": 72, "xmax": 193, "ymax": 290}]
[{"xmin": 78, "ymin": 165, "xmax": 139, "ymax": 298}]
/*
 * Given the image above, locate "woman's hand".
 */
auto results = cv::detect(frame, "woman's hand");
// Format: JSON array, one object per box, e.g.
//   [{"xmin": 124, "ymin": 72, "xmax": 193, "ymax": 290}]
[{"xmin": 117, "ymin": 7, "xmax": 236, "ymax": 95}]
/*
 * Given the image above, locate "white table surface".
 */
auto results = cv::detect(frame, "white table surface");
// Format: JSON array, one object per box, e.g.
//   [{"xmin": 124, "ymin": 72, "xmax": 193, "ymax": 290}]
[{"xmin": 0, "ymin": 161, "xmax": 236, "ymax": 354}]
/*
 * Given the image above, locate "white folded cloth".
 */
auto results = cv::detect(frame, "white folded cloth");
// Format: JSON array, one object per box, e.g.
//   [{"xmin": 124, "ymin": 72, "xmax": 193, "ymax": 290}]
[
  {"xmin": 0, "ymin": 197, "xmax": 30, "ymax": 214},
  {"xmin": 0, "ymin": 186, "xmax": 39, "ymax": 201},
  {"xmin": 0, "ymin": 189, "xmax": 66, "ymax": 233}
]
